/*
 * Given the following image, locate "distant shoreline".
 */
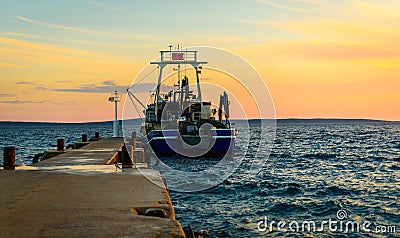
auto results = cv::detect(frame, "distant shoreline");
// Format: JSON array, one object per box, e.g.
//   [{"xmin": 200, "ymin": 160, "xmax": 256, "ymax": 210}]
[{"xmin": 0, "ymin": 118, "xmax": 398, "ymax": 125}]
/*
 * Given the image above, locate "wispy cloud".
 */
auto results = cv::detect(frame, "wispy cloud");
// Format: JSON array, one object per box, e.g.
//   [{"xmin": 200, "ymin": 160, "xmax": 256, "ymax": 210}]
[
  {"xmin": 0, "ymin": 31, "xmax": 129, "ymax": 48},
  {"xmin": 238, "ymin": 19, "xmax": 270, "ymax": 26},
  {"xmin": 16, "ymin": 81, "xmax": 33, "ymax": 85},
  {"xmin": 36, "ymin": 82, "xmax": 173, "ymax": 94},
  {"xmin": 0, "ymin": 36, "xmax": 102, "ymax": 58},
  {"xmin": 237, "ymin": 38, "xmax": 400, "ymax": 63},
  {"xmin": 1, "ymin": 32, "xmax": 44, "ymax": 40},
  {"xmin": 0, "ymin": 99, "xmax": 49, "ymax": 104},
  {"xmin": 267, "ymin": 18, "xmax": 400, "ymax": 42},
  {"xmin": 0, "ymin": 93, "xmax": 16, "ymax": 97},
  {"xmin": 0, "ymin": 62, "xmax": 25, "ymax": 68},
  {"xmin": 204, "ymin": 36, "xmax": 249, "ymax": 44},
  {"xmin": 54, "ymin": 86, "xmax": 129, "ymax": 93},
  {"xmin": 102, "ymin": 80, "xmax": 116, "ymax": 86},
  {"xmin": 256, "ymin": 0, "xmax": 309, "ymax": 13},
  {"xmin": 146, "ymin": 43, "xmax": 158, "ymax": 47},
  {"xmin": 354, "ymin": 1, "xmax": 400, "ymax": 18},
  {"xmin": 54, "ymin": 101, "xmax": 75, "ymax": 106},
  {"xmin": 37, "ymin": 84, "xmax": 129, "ymax": 94},
  {"xmin": 0, "ymin": 99, "xmax": 75, "ymax": 105},
  {"xmin": 86, "ymin": 0, "xmax": 120, "ymax": 11},
  {"xmin": 16, "ymin": 16, "xmax": 122, "ymax": 38}
]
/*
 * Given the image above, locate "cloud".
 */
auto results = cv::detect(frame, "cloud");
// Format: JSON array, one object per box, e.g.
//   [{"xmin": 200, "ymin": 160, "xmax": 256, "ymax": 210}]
[
  {"xmin": 238, "ymin": 19, "xmax": 270, "ymax": 26},
  {"xmin": 16, "ymin": 16, "xmax": 122, "ymax": 38},
  {"xmin": 0, "ymin": 98, "xmax": 74, "ymax": 105},
  {"xmin": 102, "ymin": 80, "xmax": 116, "ymax": 86},
  {"xmin": 238, "ymin": 14, "xmax": 400, "ymax": 61},
  {"xmin": 146, "ymin": 43, "xmax": 158, "ymax": 47},
  {"xmin": 0, "ymin": 99, "xmax": 48, "ymax": 104},
  {"xmin": 237, "ymin": 39, "xmax": 400, "ymax": 61},
  {"xmin": 49, "ymin": 84, "xmax": 130, "ymax": 94},
  {"xmin": 16, "ymin": 81, "xmax": 33, "ymax": 85},
  {"xmin": 267, "ymin": 18, "xmax": 400, "ymax": 42},
  {"xmin": 0, "ymin": 31, "xmax": 128, "ymax": 48},
  {"xmin": 256, "ymin": 0, "xmax": 310, "ymax": 13},
  {"xmin": 354, "ymin": 1, "xmax": 400, "ymax": 19},
  {"xmin": 56, "ymin": 80, "xmax": 71, "ymax": 83},
  {"xmin": 0, "ymin": 36, "xmax": 100, "ymax": 58},
  {"xmin": 0, "ymin": 62, "xmax": 25, "ymax": 68},
  {"xmin": 34, "ymin": 82, "xmax": 173, "ymax": 94},
  {"xmin": 1, "ymin": 32, "xmax": 44, "ymax": 40},
  {"xmin": 54, "ymin": 101, "xmax": 75, "ymax": 105},
  {"xmin": 54, "ymin": 86, "xmax": 128, "ymax": 93},
  {"xmin": 86, "ymin": 0, "xmax": 120, "ymax": 11},
  {"xmin": 128, "ymin": 83, "xmax": 174, "ymax": 93},
  {"xmin": 205, "ymin": 36, "xmax": 248, "ymax": 44},
  {"xmin": 81, "ymin": 84, "xmax": 96, "ymax": 87},
  {"xmin": 0, "ymin": 93, "xmax": 16, "ymax": 97}
]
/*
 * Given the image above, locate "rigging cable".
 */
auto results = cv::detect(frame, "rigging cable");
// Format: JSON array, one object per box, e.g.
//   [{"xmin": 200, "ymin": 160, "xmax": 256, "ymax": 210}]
[
  {"xmin": 126, "ymin": 65, "xmax": 159, "ymax": 119},
  {"xmin": 127, "ymin": 90, "xmax": 144, "ymax": 119},
  {"xmin": 127, "ymin": 65, "xmax": 158, "ymax": 89}
]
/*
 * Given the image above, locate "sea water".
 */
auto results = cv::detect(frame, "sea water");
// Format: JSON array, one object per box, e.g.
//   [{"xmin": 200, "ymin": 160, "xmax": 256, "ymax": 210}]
[{"xmin": 0, "ymin": 121, "xmax": 399, "ymax": 237}]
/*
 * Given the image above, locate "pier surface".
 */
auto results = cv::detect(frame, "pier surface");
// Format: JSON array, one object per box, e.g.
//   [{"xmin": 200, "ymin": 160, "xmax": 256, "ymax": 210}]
[{"xmin": 0, "ymin": 138, "xmax": 185, "ymax": 237}]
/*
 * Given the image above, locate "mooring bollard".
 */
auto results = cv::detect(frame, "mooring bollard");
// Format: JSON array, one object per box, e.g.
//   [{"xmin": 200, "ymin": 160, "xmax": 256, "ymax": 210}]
[
  {"xmin": 57, "ymin": 139, "xmax": 64, "ymax": 151},
  {"xmin": 121, "ymin": 145, "xmax": 133, "ymax": 167},
  {"xmin": 3, "ymin": 146, "xmax": 16, "ymax": 169},
  {"xmin": 95, "ymin": 132, "xmax": 100, "ymax": 139},
  {"xmin": 82, "ymin": 134, "xmax": 88, "ymax": 142}
]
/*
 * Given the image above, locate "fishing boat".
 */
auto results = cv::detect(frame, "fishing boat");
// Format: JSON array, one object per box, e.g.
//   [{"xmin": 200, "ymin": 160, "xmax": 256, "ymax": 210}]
[{"xmin": 128, "ymin": 46, "xmax": 236, "ymax": 157}]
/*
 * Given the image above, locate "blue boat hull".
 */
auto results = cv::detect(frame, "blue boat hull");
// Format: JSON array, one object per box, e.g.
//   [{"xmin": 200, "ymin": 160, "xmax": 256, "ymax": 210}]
[{"xmin": 144, "ymin": 129, "xmax": 235, "ymax": 157}]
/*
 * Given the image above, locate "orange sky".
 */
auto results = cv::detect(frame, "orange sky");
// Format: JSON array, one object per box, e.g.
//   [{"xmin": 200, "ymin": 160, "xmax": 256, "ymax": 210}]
[{"xmin": 0, "ymin": 1, "xmax": 399, "ymax": 122}]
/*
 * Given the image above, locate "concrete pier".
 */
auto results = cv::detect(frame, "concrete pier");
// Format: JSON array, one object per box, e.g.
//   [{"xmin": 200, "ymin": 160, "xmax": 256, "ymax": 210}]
[{"xmin": 0, "ymin": 137, "xmax": 185, "ymax": 237}]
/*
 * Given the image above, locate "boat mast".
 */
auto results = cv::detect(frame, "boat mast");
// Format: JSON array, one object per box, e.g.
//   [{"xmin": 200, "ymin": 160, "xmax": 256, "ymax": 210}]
[
  {"xmin": 195, "ymin": 66, "xmax": 202, "ymax": 102},
  {"xmin": 150, "ymin": 46, "xmax": 207, "ymax": 121}
]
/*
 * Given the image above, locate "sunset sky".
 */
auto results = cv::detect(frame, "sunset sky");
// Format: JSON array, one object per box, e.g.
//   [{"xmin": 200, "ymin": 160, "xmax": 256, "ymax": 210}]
[{"xmin": 0, "ymin": 0, "xmax": 399, "ymax": 122}]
